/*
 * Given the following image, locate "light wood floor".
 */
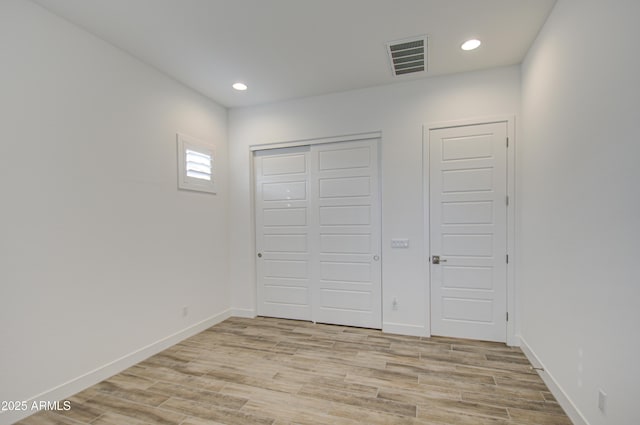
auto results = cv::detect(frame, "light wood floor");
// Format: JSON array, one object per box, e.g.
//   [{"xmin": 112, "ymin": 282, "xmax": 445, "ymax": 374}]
[{"xmin": 18, "ymin": 317, "xmax": 571, "ymax": 425}]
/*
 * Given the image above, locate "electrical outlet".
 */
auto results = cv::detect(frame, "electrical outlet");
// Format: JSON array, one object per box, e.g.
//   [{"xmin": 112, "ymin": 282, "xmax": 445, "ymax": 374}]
[
  {"xmin": 598, "ymin": 389, "xmax": 607, "ymax": 413},
  {"xmin": 391, "ymin": 238, "xmax": 409, "ymax": 248},
  {"xmin": 392, "ymin": 297, "xmax": 398, "ymax": 311},
  {"xmin": 182, "ymin": 306, "xmax": 189, "ymax": 317}
]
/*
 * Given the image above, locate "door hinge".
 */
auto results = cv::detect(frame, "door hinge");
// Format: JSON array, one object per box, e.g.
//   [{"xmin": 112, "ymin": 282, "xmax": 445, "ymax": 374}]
[
  {"xmin": 506, "ymin": 312, "xmax": 509, "ymax": 322},
  {"xmin": 506, "ymin": 254, "xmax": 509, "ymax": 264},
  {"xmin": 506, "ymin": 137, "xmax": 509, "ymax": 148},
  {"xmin": 506, "ymin": 195, "xmax": 509, "ymax": 206}
]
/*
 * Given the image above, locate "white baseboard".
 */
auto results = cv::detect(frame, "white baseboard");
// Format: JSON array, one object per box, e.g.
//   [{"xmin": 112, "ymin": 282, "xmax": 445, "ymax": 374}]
[
  {"xmin": 519, "ymin": 336, "xmax": 589, "ymax": 425},
  {"xmin": 1, "ymin": 309, "xmax": 232, "ymax": 425},
  {"xmin": 382, "ymin": 322, "xmax": 427, "ymax": 337},
  {"xmin": 230, "ymin": 308, "xmax": 257, "ymax": 318},
  {"xmin": 507, "ymin": 333, "xmax": 521, "ymax": 347}
]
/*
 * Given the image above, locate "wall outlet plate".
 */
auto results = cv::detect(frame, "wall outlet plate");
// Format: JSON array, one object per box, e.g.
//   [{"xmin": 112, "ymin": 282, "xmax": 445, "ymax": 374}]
[
  {"xmin": 598, "ymin": 389, "xmax": 607, "ymax": 412},
  {"xmin": 391, "ymin": 238, "xmax": 409, "ymax": 248}
]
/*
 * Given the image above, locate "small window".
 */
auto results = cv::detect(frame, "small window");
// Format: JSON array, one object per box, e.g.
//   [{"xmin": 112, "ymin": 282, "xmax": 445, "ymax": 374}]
[{"xmin": 177, "ymin": 133, "xmax": 217, "ymax": 194}]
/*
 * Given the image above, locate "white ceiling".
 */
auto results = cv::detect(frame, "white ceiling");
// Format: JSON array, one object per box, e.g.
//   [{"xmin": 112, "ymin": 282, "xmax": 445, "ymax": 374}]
[{"xmin": 32, "ymin": 0, "xmax": 556, "ymax": 108}]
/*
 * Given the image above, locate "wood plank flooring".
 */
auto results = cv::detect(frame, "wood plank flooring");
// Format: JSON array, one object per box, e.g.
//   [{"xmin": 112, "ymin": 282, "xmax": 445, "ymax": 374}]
[{"xmin": 17, "ymin": 317, "xmax": 571, "ymax": 425}]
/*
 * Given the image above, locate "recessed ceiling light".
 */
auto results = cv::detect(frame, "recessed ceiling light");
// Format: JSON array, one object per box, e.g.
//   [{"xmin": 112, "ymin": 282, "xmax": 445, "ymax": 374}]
[
  {"xmin": 232, "ymin": 82, "xmax": 247, "ymax": 91},
  {"xmin": 461, "ymin": 39, "xmax": 481, "ymax": 51}
]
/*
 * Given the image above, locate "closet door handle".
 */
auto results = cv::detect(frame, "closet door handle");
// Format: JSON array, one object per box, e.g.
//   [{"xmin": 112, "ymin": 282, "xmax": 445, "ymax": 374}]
[{"xmin": 432, "ymin": 255, "xmax": 447, "ymax": 264}]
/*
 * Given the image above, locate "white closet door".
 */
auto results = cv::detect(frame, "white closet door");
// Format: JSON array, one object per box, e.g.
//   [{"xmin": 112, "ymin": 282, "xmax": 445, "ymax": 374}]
[
  {"xmin": 310, "ymin": 140, "xmax": 382, "ymax": 328},
  {"xmin": 429, "ymin": 122, "xmax": 508, "ymax": 342},
  {"xmin": 255, "ymin": 146, "xmax": 311, "ymax": 321}
]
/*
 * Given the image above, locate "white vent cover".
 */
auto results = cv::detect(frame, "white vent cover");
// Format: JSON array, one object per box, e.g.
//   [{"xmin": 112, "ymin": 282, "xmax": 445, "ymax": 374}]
[{"xmin": 386, "ymin": 36, "xmax": 427, "ymax": 76}]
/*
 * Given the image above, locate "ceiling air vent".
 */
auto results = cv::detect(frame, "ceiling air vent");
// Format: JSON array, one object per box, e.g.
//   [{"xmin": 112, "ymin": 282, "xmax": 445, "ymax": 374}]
[{"xmin": 386, "ymin": 36, "xmax": 427, "ymax": 76}]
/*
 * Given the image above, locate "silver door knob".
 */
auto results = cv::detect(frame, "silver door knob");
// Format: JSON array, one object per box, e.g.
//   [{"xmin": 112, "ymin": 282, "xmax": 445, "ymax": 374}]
[
  {"xmin": 373, "ymin": 255, "xmax": 380, "ymax": 261},
  {"xmin": 432, "ymin": 255, "xmax": 447, "ymax": 264}
]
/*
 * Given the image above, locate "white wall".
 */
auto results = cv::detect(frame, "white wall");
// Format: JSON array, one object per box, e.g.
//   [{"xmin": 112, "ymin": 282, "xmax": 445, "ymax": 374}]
[
  {"xmin": 519, "ymin": 1, "xmax": 640, "ymax": 424},
  {"xmin": 0, "ymin": 2, "xmax": 229, "ymax": 422},
  {"xmin": 228, "ymin": 66, "xmax": 520, "ymax": 336}
]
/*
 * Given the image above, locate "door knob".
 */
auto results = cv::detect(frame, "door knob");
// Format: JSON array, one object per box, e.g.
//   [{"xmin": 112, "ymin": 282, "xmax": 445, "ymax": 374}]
[
  {"xmin": 373, "ymin": 255, "xmax": 380, "ymax": 261},
  {"xmin": 257, "ymin": 252, "xmax": 262, "ymax": 258},
  {"xmin": 432, "ymin": 255, "xmax": 447, "ymax": 264}
]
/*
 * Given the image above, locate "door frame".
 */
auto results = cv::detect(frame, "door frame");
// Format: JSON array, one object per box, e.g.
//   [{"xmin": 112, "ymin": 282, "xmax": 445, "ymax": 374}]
[
  {"xmin": 423, "ymin": 116, "xmax": 517, "ymax": 346},
  {"xmin": 250, "ymin": 131, "xmax": 383, "ymax": 324}
]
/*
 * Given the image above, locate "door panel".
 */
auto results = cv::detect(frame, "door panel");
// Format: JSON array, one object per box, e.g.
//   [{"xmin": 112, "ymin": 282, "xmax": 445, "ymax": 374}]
[
  {"xmin": 262, "ymin": 154, "xmax": 307, "ymax": 175},
  {"xmin": 263, "ymin": 234, "xmax": 307, "ymax": 252},
  {"xmin": 255, "ymin": 139, "xmax": 381, "ymax": 329},
  {"xmin": 311, "ymin": 140, "xmax": 381, "ymax": 328},
  {"xmin": 441, "ymin": 234, "xmax": 493, "ymax": 256},
  {"xmin": 319, "ymin": 177, "xmax": 371, "ymax": 198},
  {"xmin": 442, "ymin": 298, "xmax": 493, "ymax": 322},
  {"xmin": 263, "ymin": 208, "xmax": 307, "ymax": 226},
  {"xmin": 319, "ymin": 147, "xmax": 371, "ymax": 170},
  {"xmin": 263, "ymin": 285, "xmax": 308, "ymax": 305},
  {"xmin": 430, "ymin": 122, "xmax": 507, "ymax": 342},
  {"xmin": 320, "ymin": 289, "xmax": 372, "ymax": 311},
  {"xmin": 441, "ymin": 134, "xmax": 493, "ymax": 160},
  {"xmin": 441, "ymin": 168, "xmax": 494, "ymax": 192},
  {"xmin": 442, "ymin": 201, "xmax": 493, "ymax": 224},
  {"xmin": 262, "ymin": 181, "xmax": 307, "ymax": 201},
  {"xmin": 319, "ymin": 260, "xmax": 372, "ymax": 283},
  {"xmin": 255, "ymin": 146, "xmax": 311, "ymax": 321},
  {"xmin": 442, "ymin": 266, "xmax": 493, "ymax": 290},
  {"xmin": 319, "ymin": 205, "xmax": 371, "ymax": 225},
  {"xmin": 263, "ymin": 260, "xmax": 308, "ymax": 279},
  {"xmin": 320, "ymin": 234, "xmax": 371, "ymax": 254}
]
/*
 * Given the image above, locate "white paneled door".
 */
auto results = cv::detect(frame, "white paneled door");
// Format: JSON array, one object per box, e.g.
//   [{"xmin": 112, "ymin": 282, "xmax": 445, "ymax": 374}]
[
  {"xmin": 255, "ymin": 146, "xmax": 312, "ymax": 321},
  {"xmin": 255, "ymin": 139, "xmax": 381, "ymax": 329},
  {"xmin": 311, "ymin": 141, "xmax": 381, "ymax": 328},
  {"xmin": 429, "ymin": 123, "xmax": 508, "ymax": 342}
]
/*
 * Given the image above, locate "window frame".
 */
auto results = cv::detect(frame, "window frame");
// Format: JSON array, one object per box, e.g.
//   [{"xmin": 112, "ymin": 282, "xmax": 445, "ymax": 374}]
[{"xmin": 177, "ymin": 133, "xmax": 217, "ymax": 194}]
